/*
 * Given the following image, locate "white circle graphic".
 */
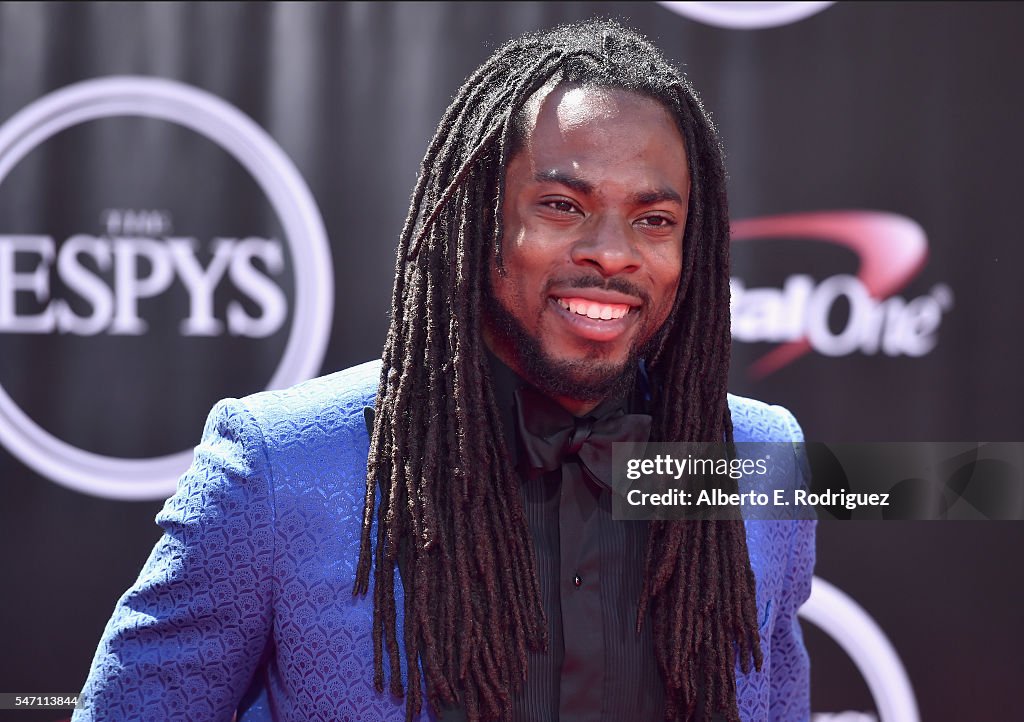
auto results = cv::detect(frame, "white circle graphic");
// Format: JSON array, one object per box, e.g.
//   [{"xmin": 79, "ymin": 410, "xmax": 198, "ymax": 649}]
[
  {"xmin": 800, "ymin": 576, "xmax": 920, "ymax": 722},
  {"xmin": 0, "ymin": 76, "xmax": 333, "ymax": 500},
  {"xmin": 657, "ymin": 2, "xmax": 835, "ymax": 30}
]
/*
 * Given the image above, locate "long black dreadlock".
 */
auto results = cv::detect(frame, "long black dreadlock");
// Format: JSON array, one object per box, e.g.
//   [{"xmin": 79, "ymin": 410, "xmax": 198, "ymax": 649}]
[{"xmin": 354, "ymin": 19, "xmax": 762, "ymax": 722}]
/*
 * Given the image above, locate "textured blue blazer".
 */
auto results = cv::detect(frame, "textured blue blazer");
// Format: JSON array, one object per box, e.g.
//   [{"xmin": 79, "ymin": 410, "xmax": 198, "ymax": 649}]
[{"xmin": 73, "ymin": 360, "xmax": 815, "ymax": 722}]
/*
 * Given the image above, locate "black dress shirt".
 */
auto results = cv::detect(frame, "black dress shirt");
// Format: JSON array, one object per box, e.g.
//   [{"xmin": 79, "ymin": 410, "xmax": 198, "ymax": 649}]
[
  {"xmin": 486, "ymin": 356, "xmax": 663, "ymax": 722},
  {"xmin": 375, "ymin": 357, "xmax": 721, "ymax": 721}
]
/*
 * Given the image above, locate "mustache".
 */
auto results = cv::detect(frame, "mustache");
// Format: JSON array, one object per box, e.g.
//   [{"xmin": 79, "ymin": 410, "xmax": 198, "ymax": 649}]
[{"xmin": 545, "ymin": 275, "xmax": 652, "ymax": 306}]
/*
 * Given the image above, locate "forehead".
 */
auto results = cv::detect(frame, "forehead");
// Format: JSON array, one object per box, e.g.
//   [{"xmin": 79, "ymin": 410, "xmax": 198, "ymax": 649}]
[{"xmin": 514, "ymin": 83, "xmax": 689, "ymax": 186}]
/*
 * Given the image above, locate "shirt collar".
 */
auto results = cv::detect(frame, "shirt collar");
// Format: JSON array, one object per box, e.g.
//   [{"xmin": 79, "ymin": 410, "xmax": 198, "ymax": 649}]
[{"xmin": 485, "ymin": 350, "xmax": 650, "ymax": 470}]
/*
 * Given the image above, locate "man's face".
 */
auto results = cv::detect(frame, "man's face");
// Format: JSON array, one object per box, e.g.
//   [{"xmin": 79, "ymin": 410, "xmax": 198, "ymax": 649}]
[{"xmin": 484, "ymin": 84, "xmax": 690, "ymax": 411}]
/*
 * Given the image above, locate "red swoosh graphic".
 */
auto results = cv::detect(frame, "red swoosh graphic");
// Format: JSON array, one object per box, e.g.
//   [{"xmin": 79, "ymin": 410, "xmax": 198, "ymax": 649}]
[{"xmin": 731, "ymin": 211, "xmax": 928, "ymax": 379}]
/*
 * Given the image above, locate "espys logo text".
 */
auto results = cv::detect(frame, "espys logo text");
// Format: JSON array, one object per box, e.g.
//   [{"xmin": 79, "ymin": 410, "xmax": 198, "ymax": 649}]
[
  {"xmin": 731, "ymin": 211, "xmax": 953, "ymax": 380},
  {"xmin": 0, "ymin": 77, "xmax": 333, "ymax": 500},
  {"xmin": 0, "ymin": 213, "xmax": 286, "ymax": 338}
]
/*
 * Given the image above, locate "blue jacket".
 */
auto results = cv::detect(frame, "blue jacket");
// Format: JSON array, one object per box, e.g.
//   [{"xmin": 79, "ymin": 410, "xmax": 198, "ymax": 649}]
[{"xmin": 73, "ymin": 360, "xmax": 815, "ymax": 721}]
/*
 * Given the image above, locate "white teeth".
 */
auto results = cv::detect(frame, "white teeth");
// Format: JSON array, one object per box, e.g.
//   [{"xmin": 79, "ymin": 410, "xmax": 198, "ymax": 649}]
[{"xmin": 556, "ymin": 298, "xmax": 630, "ymax": 321}]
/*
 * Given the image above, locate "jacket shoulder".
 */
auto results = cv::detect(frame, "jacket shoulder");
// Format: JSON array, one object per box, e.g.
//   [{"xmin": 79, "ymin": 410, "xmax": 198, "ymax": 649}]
[
  {"xmin": 235, "ymin": 360, "xmax": 382, "ymax": 449},
  {"xmin": 727, "ymin": 393, "xmax": 804, "ymax": 443}
]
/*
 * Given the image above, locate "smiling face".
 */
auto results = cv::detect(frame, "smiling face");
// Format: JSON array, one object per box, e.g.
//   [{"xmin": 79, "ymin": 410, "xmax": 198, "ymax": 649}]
[{"xmin": 483, "ymin": 84, "xmax": 690, "ymax": 414}]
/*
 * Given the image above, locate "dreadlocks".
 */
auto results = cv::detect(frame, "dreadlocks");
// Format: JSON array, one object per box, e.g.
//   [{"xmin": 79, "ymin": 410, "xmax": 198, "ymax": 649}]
[{"xmin": 354, "ymin": 19, "xmax": 762, "ymax": 722}]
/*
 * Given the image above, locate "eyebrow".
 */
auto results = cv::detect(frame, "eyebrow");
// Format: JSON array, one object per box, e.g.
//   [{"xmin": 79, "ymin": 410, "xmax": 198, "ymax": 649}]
[
  {"xmin": 533, "ymin": 169, "xmax": 684, "ymax": 207},
  {"xmin": 534, "ymin": 170, "xmax": 594, "ymax": 195}
]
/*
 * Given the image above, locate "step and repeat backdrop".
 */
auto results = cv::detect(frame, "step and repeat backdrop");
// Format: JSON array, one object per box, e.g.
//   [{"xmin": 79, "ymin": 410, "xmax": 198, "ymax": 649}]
[{"xmin": 1, "ymin": 2, "xmax": 1022, "ymax": 720}]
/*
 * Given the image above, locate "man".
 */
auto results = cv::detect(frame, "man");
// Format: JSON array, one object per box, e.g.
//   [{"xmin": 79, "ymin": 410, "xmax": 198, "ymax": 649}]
[{"xmin": 74, "ymin": 20, "xmax": 814, "ymax": 722}]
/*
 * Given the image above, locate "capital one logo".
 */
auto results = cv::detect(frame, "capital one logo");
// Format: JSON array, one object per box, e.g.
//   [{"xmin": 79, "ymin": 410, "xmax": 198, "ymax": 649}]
[
  {"xmin": 0, "ymin": 77, "xmax": 333, "ymax": 499},
  {"xmin": 731, "ymin": 211, "xmax": 954, "ymax": 380}
]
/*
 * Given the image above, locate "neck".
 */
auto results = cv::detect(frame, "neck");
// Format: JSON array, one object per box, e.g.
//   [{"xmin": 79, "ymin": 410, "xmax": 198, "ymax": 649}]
[{"xmin": 552, "ymin": 393, "xmax": 601, "ymax": 418}]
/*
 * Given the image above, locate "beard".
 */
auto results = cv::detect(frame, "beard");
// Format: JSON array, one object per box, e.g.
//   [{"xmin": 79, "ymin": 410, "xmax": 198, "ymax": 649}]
[{"xmin": 482, "ymin": 277, "xmax": 657, "ymax": 404}]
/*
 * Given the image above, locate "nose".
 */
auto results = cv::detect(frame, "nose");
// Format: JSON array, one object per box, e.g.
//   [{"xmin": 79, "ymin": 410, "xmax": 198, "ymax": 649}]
[{"xmin": 570, "ymin": 215, "xmax": 642, "ymax": 276}]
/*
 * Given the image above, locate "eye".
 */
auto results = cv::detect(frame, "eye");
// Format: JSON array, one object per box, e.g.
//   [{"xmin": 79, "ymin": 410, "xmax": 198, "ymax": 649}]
[
  {"xmin": 542, "ymin": 198, "xmax": 580, "ymax": 214},
  {"xmin": 636, "ymin": 214, "xmax": 677, "ymax": 229}
]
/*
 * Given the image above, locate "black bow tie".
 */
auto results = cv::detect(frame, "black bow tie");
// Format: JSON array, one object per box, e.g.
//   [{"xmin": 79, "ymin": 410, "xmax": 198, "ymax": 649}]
[{"xmin": 514, "ymin": 385, "xmax": 652, "ymax": 490}]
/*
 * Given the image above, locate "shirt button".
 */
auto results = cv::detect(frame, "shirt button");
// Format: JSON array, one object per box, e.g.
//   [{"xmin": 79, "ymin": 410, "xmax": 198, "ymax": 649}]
[{"xmin": 573, "ymin": 574, "xmax": 582, "ymax": 588}]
